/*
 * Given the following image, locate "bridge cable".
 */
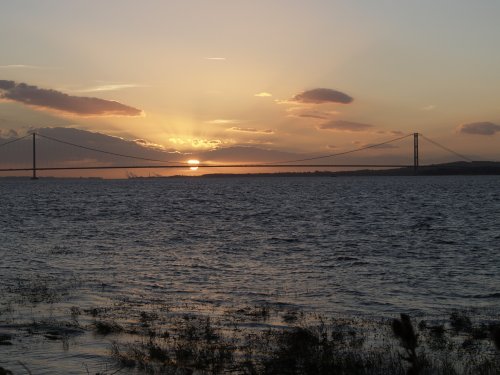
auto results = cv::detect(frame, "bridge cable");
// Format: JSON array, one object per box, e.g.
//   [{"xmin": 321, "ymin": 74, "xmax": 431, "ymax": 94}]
[
  {"xmin": 0, "ymin": 134, "xmax": 31, "ymax": 149},
  {"xmin": 35, "ymin": 133, "xmax": 189, "ymax": 165},
  {"xmin": 260, "ymin": 133, "xmax": 413, "ymax": 165},
  {"xmin": 419, "ymin": 134, "xmax": 472, "ymax": 162}
]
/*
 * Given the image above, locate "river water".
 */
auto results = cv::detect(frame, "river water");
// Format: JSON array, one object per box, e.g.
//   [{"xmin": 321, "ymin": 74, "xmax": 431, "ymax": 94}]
[{"xmin": 0, "ymin": 176, "xmax": 499, "ymax": 373}]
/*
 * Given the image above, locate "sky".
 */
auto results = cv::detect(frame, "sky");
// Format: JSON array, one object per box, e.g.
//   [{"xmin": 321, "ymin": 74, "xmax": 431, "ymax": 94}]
[{"xmin": 1, "ymin": 0, "xmax": 500, "ymax": 176}]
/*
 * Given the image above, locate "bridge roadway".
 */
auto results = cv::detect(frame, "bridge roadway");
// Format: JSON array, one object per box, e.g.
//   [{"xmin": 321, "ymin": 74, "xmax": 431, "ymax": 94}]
[{"xmin": 0, "ymin": 164, "xmax": 413, "ymax": 172}]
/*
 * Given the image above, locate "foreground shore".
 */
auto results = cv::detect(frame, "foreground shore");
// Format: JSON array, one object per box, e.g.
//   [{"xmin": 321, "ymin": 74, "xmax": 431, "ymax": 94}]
[{"xmin": 1, "ymin": 297, "xmax": 499, "ymax": 374}]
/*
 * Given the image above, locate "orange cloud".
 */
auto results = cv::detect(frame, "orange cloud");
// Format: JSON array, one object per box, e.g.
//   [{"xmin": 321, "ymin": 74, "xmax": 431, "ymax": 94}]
[{"xmin": 0, "ymin": 80, "xmax": 143, "ymax": 116}]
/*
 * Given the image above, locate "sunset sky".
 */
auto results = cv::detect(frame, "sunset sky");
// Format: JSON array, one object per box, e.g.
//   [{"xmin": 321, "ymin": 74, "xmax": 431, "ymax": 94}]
[{"xmin": 1, "ymin": 1, "xmax": 500, "ymax": 175}]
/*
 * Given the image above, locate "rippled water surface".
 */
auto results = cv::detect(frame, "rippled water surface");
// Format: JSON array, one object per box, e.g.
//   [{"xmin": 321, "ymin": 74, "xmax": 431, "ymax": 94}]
[{"xmin": 1, "ymin": 176, "xmax": 500, "ymax": 372}]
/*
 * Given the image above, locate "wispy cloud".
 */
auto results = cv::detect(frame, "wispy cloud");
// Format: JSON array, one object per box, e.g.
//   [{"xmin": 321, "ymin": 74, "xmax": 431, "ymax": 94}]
[
  {"xmin": 254, "ymin": 92, "xmax": 272, "ymax": 97},
  {"xmin": 288, "ymin": 108, "xmax": 339, "ymax": 120},
  {"xmin": 318, "ymin": 120, "xmax": 373, "ymax": 132},
  {"xmin": 0, "ymin": 80, "xmax": 143, "ymax": 117},
  {"xmin": 238, "ymin": 139, "xmax": 275, "ymax": 146},
  {"xmin": 76, "ymin": 84, "xmax": 145, "ymax": 93},
  {"xmin": 206, "ymin": 119, "xmax": 241, "ymax": 125},
  {"xmin": 227, "ymin": 127, "xmax": 274, "ymax": 134},
  {"xmin": 205, "ymin": 57, "xmax": 226, "ymax": 61},
  {"xmin": 0, "ymin": 64, "xmax": 55, "ymax": 69},
  {"xmin": 457, "ymin": 121, "xmax": 500, "ymax": 135},
  {"xmin": 421, "ymin": 104, "xmax": 436, "ymax": 111},
  {"xmin": 351, "ymin": 140, "xmax": 398, "ymax": 150},
  {"xmin": 376, "ymin": 130, "xmax": 405, "ymax": 136},
  {"xmin": 290, "ymin": 88, "xmax": 353, "ymax": 104}
]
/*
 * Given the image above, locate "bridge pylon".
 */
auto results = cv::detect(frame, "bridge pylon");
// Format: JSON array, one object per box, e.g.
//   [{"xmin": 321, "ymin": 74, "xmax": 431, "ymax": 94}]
[
  {"xmin": 31, "ymin": 132, "xmax": 38, "ymax": 180},
  {"xmin": 413, "ymin": 132, "xmax": 419, "ymax": 174}
]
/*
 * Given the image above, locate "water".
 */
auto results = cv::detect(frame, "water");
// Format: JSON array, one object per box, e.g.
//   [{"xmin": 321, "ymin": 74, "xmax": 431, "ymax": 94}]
[{"xmin": 1, "ymin": 175, "xmax": 499, "ymax": 372}]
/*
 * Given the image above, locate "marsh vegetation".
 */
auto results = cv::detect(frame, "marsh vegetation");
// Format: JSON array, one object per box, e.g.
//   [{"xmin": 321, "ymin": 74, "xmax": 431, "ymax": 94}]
[{"xmin": 1, "ymin": 281, "xmax": 499, "ymax": 374}]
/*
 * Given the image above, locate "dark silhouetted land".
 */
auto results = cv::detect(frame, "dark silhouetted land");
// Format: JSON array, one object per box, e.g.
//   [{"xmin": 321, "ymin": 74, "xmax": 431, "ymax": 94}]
[{"xmin": 175, "ymin": 161, "xmax": 500, "ymax": 178}]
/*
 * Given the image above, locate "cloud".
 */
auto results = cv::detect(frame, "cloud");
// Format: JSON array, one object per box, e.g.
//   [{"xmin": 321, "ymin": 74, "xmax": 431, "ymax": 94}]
[
  {"xmin": 351, "ymin": 140, "xmax": 398, "ymax": 150},
  {"xmin": 76, "ymin": 84, "xmax": 145, "ymax": 93},
  {"xmin": 285, "ymin": 107, "xmax": 339, "ymax": 120},
  {"xmin": 227, "ymin": 127, "xmax": 274, "ymax": 134},
  {"xmin": 298, "ymin": 112, "xmax": 330, "ymax": 120},
  {"xmin": 254, "ymin": 92, "xmax": 272, "ymax": 97},
  {"xmin": 291, "ymin": 88, "xmax": 353, "ymax": 104},
  {"xmin": 237, "ymin": 139, "xmax": 275, "ymax": 146},
  {"xmin": 0, "ymin": 81, "xmax": 16, "ymax": 90},
  {"xmin": 169, "ymin": 137, "xmax": 223, "ymax": 149},
  {"xmin": 198, "ymin": 146, "xmax": 300, "ymax": 163},
  {"xmin": 376, "ymin": 130, "xmax": 405, "ymax": 136},
  {"xmin": 318, "ymin": 120, "xmax": 373, "ymax": 132},
  {"xmin": 205, "ymin": 57, "xmax": 226, "ymax": 60},
  {"xmin": 134, "ymin": 139, "xmax": 167, "ymax": 151},
  {"xmin": 389, "ymin": 130, "xmax": 404, "ymax": 136},
  {"xmin": 294, "ymin": 110, "xmax": 339, "ymax": 120},
  {"xmin": 421, "ymin": 104, "xmax": 436, "ymax": 111},
  {"xmin": 0, "ymin": 64, "xmax": 52, "ymax": 69},
  {"xmin": 206, "ymin": 119, "xmax": 241, "ymax": 125},
  {"xmin": 0, "ymin": 128, "xmax": 19, "ymax": 138},
  {"xmin": 0, "ymin": 127, "xmax": 181, "ymax": 168},
  {"xmin": 0, "ymin": 80, "xmax": 143, "ymax": 116},
  {"xmin": 457, "ymin": 122, "xmax": 500, "ymax": 135}
]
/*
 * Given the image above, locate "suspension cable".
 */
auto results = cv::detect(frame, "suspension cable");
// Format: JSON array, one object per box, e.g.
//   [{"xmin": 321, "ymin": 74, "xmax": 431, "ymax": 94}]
[
  {"xmin": 0, "ymin": 134, "xmax": 31, "ymax": 148},
  {"xmin": 35, "ymin": 133, "xmax": 188, "ymax": 165},
  {"xmin": 261, "ymin": 133, "xmax": 413, "ymax": 164},
  {"xmin": 419, "ymin": 134, "xmax": 472, "ymax": 162}
]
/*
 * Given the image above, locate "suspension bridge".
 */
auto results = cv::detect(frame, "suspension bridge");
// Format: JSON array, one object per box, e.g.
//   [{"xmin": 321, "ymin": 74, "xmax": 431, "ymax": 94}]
[{"xmin": 0, "ymin": 131, "xmax": 474, "ymax": 179}]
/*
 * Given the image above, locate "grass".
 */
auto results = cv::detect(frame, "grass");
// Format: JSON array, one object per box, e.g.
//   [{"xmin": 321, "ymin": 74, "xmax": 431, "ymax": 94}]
[
  {"xmin": 94, "ymin": 320, "xmax": 124, "ymax": 335},
  {"xmin": 106, "ymin": 308, "xmax": 500, "ymax": 374},
  {"xmin": 1, "ymin": 284, "xmax": 499, "ymax": 374},
  {"xmin": 0, "ymin": 367, "xmax": 13, "ymax": 375}
]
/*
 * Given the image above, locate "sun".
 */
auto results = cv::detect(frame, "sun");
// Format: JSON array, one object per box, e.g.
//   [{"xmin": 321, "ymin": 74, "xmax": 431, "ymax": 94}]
[{"xmin": 187, "ymin": 159, "xmax": 200, "ymax": 171}]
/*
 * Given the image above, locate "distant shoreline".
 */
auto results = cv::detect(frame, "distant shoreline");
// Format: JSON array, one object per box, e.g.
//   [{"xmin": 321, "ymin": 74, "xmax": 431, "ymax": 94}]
[{"xmin": 149, "ymin": 161, "xmax": 500, "ymax": 178}]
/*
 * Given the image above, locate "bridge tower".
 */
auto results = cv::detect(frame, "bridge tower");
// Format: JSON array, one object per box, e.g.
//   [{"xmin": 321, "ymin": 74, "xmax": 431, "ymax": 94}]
[
  {"xmin": 31, "ymin": 132, "xmax": 38, "ymax": 180},
  {"xmin": 413, "ymin": 132, "xmax": 419, "ymax": 174}
]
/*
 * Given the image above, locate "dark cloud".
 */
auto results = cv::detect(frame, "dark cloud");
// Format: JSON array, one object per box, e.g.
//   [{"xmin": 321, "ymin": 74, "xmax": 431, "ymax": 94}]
[
  {"xmin": 0, "ymin": 127, "xmax": 179, "ymax": 168},
  {"xmin": 319, "ymin": 120, "xmax": 373, "ymax": 132},
  {"xmin": 0, "ymin": 80, "xmax": 142, "ymax": 116},
  {"xmin": 458, "ymin": 122, "xmax": 500, "ymax": 135},
  {"xmin": 291, "ymin": 88, "xmax": 353, "ymax": 104},
  {"xmin": 0, "ymin": 80, "xmax": 16, "ymax": 90}
]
